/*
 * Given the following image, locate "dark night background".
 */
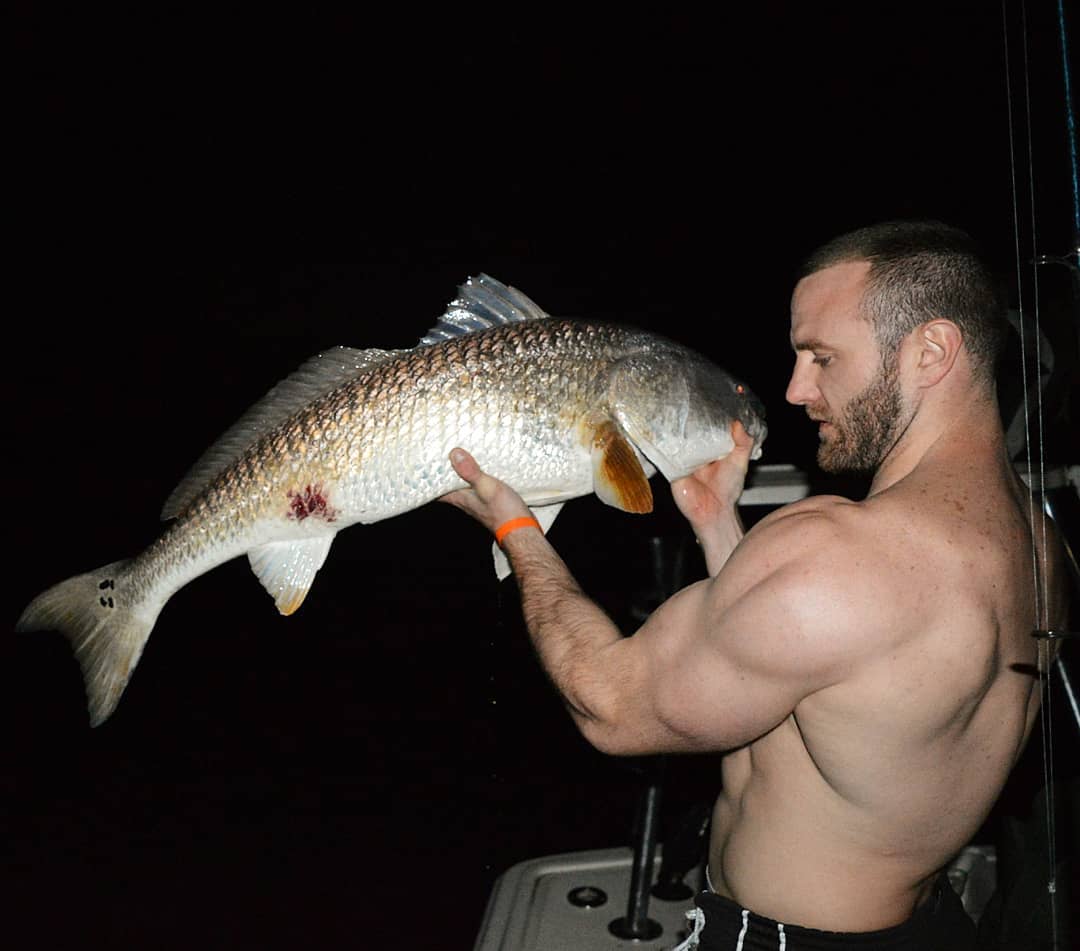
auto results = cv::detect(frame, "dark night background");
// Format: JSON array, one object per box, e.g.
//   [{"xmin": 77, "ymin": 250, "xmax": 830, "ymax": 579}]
[{"xmin": 6, "ymin": 5, "xmax": 1078, "ymax": 949}]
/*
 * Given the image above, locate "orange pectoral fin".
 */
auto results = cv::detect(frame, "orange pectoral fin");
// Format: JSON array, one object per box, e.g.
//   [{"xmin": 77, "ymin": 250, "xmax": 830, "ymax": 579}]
[{"xmin": 591, "ymin": 420, "xmax": 654, "ymax": 513}]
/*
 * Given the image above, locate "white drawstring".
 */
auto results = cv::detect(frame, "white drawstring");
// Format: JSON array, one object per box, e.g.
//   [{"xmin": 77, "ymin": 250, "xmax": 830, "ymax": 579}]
[
  {"xmin": 670, "ymin": 906, "xmax": 706, "ymax": 950},
  {"xmin": 735, "ymin": 908, "xmax": 749, "ymax": 950},
  {"xmin": 670, "ymin": 894, "xmax": 789, "ymax": 950}
]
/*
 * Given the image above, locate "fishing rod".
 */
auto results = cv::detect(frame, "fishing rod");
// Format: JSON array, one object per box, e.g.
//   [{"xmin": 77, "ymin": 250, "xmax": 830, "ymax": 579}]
[
  {"xmin": 1003, "ymin": 1, "xmax": 1079, "ymax": 948},
  {"xmin": 1049, "ymin": 0, "xmax": 1079, "ymax": 262}
]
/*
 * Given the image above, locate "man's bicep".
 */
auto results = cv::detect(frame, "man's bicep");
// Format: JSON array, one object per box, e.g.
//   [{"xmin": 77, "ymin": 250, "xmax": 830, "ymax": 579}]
[{"xmin": 634, "ymin": 581, "xmax": 803, "ymax": 751}]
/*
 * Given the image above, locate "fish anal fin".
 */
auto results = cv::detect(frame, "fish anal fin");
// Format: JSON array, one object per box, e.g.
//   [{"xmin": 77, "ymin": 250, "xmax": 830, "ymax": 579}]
[
  {"xmin": 591, "ymin": 420, "xmax": 653, "ymax": 513},
  {"xmin": 248, "ymin": 535, "xmax": 335, "ymax": 616}
]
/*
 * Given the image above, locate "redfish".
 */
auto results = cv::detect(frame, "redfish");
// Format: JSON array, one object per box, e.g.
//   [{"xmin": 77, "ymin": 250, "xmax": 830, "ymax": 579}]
[{"xmin": 17, "ymin": 275, "xmax": 767, "ymax": 725}]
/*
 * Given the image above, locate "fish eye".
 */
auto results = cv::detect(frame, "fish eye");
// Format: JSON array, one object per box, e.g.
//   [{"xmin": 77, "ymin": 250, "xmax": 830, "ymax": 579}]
[{"xmin": 735, "ymin": 384, "xmax": 745, "ymax": 395}]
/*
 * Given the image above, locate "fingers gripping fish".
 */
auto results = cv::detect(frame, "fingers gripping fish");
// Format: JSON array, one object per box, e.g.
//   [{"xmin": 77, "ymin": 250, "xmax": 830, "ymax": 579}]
[{"xmin": 17, "ymin": 276, "xmax": 768, "ymax": 726}]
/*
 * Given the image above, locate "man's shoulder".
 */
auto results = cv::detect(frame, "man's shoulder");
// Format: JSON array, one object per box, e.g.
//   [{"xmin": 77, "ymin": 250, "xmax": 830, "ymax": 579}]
[
  {"xmin": 719, "ymin": 496, "xmax": 863, "ymax": 601},
  {"xmin": 743, "ymin": 493, "xmax": 867, "ymax": 559},
  {"xmin": 758, "ymin": 493, "xmax": 859, "ymax": 524},
  {"xmin": 750, "ymin": 489, "xmax": 937, "ymax": 562},
  {"xmin": 699, "ymin": 495, "xmax": 902, "ymax": 693},
  {"xmin": 723, "ymin": 493, "xmax": 922, "ymax": 646}
]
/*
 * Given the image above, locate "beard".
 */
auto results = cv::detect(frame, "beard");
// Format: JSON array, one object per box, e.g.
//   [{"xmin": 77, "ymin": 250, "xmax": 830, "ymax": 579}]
[{"xmin": 815, "ymin": 353, "xmax": 905, "ymax": 474}]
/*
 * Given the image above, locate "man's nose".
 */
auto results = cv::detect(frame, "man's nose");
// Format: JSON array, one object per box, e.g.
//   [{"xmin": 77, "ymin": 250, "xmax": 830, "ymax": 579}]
[{"xmin": 785, "ymin": 362, "xmax": 818, "ymax": 406}]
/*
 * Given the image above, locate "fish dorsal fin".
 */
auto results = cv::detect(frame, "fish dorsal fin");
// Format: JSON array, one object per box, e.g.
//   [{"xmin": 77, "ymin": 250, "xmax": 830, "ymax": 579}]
[
  {"xmin": 162, "ymin": 346, "xmax": 404, "ymax": 519},
  {"xmin": 590, "ymin": 419, "xmax": 654, "ymax": 513},
  {"xmin": 419, "ymin": 274, "xmax": 551, "ymax": 347},
  {"xmin": 248, "ymin": 535, "xmax": 335, "ymax": 616}
]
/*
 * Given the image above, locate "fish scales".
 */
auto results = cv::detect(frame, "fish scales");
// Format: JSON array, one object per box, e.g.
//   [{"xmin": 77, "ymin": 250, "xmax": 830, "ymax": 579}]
[
  {"xmin": 324, "ymin": 319, "xmax": 624, "ymax": 514},
  {"xmin": 17, "ymin": 274, "xmax": 767, "ymax": 725},
  {"xmin": 119, "ymin": 322, "xmax": 619, "ymax": 624}
]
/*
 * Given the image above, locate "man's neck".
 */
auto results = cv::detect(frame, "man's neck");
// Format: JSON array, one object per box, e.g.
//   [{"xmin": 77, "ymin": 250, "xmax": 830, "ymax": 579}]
[{"xmin": 868, "ymin": 392, "xmax": 1005, "ymax": 497}]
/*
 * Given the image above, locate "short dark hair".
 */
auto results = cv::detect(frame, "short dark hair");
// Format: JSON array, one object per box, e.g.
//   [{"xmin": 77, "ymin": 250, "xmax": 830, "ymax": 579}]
[{"xmin": 798, "ymin": 220, "xmax": 1008, "ymax": 382}]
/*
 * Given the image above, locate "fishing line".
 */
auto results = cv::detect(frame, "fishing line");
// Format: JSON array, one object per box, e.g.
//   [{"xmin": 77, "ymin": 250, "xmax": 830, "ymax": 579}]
[
  {"xmin": 1002, "ymin": 0, "xmax": 1059, "ymax": 944},
  {"xmin": 1055, "ymin": 0, "xmax": 1079, "ymax": 239},
  {"xmin": 1018, "ymin": 0, "xmax": 1053, "ymax": 642}
]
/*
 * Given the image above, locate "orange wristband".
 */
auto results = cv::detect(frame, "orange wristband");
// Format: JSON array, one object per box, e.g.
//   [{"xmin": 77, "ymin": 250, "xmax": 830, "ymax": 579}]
[{"xmin": 494, "ymin": 516, "xmax": 542, "ymax": 546}]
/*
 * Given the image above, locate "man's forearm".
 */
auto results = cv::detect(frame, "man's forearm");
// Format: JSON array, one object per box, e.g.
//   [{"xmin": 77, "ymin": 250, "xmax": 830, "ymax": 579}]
[
  {"xmin": 695, "ymin": 506, "xmax": 745, "ymax": 576},
  {"xmin": 500, "ymin": 527, "xmax": 632, "ymax": 741}
]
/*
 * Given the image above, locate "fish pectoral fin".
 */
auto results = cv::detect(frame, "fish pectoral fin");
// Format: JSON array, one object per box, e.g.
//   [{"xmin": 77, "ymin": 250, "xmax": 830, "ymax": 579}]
[
  {"xmin": 590, "ymin": 421, "xmax": 654, "ymax": 514},
  {"xmin": 248, "ymin": 535, "xmax": 335, "ymax": 616},
  {"xmin": 491, "ymin": 504, "xmax": 564, "ymax": 580}
]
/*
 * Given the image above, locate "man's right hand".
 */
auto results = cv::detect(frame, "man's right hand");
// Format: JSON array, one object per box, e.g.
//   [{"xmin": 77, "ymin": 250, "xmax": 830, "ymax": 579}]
[{"xmin": 440, "ymin": 447, "xmax": 533, "ymax": 536}]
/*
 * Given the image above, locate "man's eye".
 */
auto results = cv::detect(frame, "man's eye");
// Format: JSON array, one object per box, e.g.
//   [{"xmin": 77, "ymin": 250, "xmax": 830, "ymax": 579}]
[{"xmin": 813, "ymin": 355, "xmax": 832, "ymax": 367}]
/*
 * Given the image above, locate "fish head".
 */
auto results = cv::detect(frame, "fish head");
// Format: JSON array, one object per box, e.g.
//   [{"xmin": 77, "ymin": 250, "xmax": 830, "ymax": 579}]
[{"xmin": 608, "ymin": 348, "xmax": 768, "ymax": 482}]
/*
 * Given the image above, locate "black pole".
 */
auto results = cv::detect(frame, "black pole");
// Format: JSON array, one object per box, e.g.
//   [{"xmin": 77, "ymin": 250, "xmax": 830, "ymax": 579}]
[
  {"xmin": 607, "ymin": 534, "xmax": 690, "ymax": 941},
  {"xmin": 609, "ymin": 761, "xmax": 664, "ymax": 941}
]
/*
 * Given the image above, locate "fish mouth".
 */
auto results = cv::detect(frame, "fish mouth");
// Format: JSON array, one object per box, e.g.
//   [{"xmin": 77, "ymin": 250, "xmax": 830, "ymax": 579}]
[
  {"xmin": 740, "ymin": 415, "xmax": 768, "ymax": 445},
  {"xmin": 742, "ymin": 416, "xmax": 768, "ymax": 460}
]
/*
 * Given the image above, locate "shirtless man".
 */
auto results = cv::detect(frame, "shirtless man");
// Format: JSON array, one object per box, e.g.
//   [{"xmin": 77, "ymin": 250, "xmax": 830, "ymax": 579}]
[{"xmin": 443, "ymin": 221, "xmax": 1068, "ymax": 949}]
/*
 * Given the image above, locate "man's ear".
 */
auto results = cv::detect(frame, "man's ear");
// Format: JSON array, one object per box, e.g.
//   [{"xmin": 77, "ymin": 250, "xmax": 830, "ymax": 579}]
[{"xmin": 910, "ymin": 319, "xmax": 962, "ymax": 387}]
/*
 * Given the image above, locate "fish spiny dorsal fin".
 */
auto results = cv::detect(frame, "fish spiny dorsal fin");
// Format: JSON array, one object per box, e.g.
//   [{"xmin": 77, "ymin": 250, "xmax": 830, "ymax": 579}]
[
  {"xmin": 161, "ymin": 346, "xmax": 405, "ymax": 520},
  {"xmin": 419, "ymin": 274, "xmax": 552, "ymax": 347}
]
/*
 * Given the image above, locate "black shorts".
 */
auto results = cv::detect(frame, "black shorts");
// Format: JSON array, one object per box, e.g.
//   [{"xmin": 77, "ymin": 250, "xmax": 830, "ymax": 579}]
[{"xmin": 688, "ymin": 877, "xmax": 976, "ymax": 950}]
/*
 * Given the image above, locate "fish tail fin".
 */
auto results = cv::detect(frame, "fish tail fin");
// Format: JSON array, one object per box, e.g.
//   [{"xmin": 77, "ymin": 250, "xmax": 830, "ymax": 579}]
[{"xmin": 16, "ymin": 560, "xmax": 158, "ymax": 726}]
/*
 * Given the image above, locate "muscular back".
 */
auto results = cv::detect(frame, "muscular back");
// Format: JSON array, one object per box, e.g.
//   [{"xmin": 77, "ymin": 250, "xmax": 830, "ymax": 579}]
[{"xmin": 705, "ymin": 450, "xmax": 1067, "ymax": 931}]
